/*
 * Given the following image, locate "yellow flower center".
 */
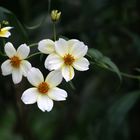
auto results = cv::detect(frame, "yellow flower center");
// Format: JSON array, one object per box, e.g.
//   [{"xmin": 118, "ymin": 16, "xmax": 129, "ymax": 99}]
[
  {"xmin": 10, "ymin": 56, "xmax": 21, "ymax": 68},
  {"xmin": 63, "ymin": 54, "xmax": 75, "ymax": 65},
  {"xmin": 38, "ymin": 82, "xmax": 49, "ymax": 94}
]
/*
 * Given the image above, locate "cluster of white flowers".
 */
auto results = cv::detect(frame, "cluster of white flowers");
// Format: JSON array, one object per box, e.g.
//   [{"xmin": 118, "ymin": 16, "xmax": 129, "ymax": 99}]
[{"xmin": 1, "ymin": 35, "xmax": 89, "ymax": 112}]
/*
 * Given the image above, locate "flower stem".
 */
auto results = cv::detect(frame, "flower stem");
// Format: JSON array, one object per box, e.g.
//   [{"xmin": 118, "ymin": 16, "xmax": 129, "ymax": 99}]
[
  {"xmin": 26, "ymin": 52, "xmax": 42, "ymax": 59},
  {"xmin": 53, "ymin": 22, "xmax": 57, "ymax": 41},
  {"xmin": 29, "ymin": 43, "xmax": 38, "ymax": 47},
  {"xmin": 94, "ymin": 62, "xmax": 140, "ymax": 80},
  {"xmin": 121, "ymin": 72, "xmax": 140, "ymax": 79}
]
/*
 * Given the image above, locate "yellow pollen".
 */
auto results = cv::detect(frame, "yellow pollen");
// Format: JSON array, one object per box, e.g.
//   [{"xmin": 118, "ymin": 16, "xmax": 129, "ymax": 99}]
[
  {"xmin": 38, "ymin": 82, "xmax": 49, "ymax": 94},
  {"xmin": 63, "ymin": 54, "xmax": 75, "ymax": 65},
  {"xmin": 10, "ymin": 56, "xmax": 21, "ymax": 68}
]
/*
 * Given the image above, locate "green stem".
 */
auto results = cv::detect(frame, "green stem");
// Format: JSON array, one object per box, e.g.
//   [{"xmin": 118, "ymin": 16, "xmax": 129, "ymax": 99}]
[
  {"xmin": 69, "ymin": 81, "xmax": 76, "ymax": 90},
  {"xmin": 95, "ymin": 62, "xmax": 140, "ymax": 80},
  {"xmin": 121, "ymin": 72, "xmax": 140, "ymax": 79},
  {"xmin": 29, "ymin": 43, "xmax": 38, "ymax": 48},
  {"xmin": 48, "ymin": 0, "xmax": 51, "ymax": 14},
  {"xmin": 53, "ymin": 22, "xmax": 56, "ymax": 41},
  {"xmin": 26, "ymin": 52, "xmax": 42, "ymax": 59}
]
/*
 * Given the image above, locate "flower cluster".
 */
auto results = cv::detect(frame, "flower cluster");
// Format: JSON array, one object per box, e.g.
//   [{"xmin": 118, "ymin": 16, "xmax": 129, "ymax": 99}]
[{"xmin": 1, "ymin": 28, "xmax": 89, "ymax": 112}]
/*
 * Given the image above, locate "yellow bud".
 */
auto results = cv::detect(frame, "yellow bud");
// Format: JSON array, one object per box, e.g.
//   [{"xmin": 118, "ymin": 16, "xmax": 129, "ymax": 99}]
[
  {"xmin": 51, "ymin": 10, "xmax": 61, "ymax": 22},
  {"xmin": 2, "ymin": 20, "xmax": 9, "ymax": 25}
]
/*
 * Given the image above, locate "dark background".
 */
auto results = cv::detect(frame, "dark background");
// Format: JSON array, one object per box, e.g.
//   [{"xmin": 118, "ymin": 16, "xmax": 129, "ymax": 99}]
[{"xmin": 0, "ymin": 0, "xmax": 140, "ymax": 140}]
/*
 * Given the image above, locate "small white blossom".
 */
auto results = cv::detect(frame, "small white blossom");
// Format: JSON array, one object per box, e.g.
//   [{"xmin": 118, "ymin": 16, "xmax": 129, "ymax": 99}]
[
  {"xmin": 1, "ymin": 42, "xmax": 32, "ymax": 84},
  {"xmin": 0, "ymin": 27, "xmax": 13, "ymax": 38},
  {"xmin": 21, "ymin": 68, "xmax": 67, "ymax": 112},
  {"xmin": 45, "ymin": 38, "xmax": 90, "ymax": 81}
]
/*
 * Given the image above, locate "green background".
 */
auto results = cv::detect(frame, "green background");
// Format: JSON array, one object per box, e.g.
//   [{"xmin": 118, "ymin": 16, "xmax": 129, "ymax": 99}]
[{"xmin": 0, "ymin": 0, "xmax": 140, "ymax": 140}]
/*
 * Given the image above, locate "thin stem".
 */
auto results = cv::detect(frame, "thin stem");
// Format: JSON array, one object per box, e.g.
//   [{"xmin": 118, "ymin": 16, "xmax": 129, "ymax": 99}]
[
  {"xmin": 29, "ymin": 43, "xmax": 38, "ymax": 47},
  {"xmin": 95, "ymin": 62, "xmax": 140, "ymax": 80},
  {"xmin": 48, "ymin": 0, "xmax": 51, "ymax": 14},
  {"xmin": 53, "ymin": 22, "xmax": 56, "ymax": 41},
  {"xmin": 26, "ymin": 52, "xmax": 42, "ymax": 59},
  {"xmin": 121, "ymin": 72, "xmax": 140, "ymax": 79},
  {"xmin": 69, "ymin": 81, "xmax": 76, "ymax": 91}
]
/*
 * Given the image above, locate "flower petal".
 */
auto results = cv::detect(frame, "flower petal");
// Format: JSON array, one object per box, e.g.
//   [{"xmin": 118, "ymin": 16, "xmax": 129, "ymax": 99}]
[
  {"xmin": 27, "ymin": 68, "xmax": 44, "ymax": 87},
  {"xmin": 38, "ymin": 39, "xmax": 55, "ymax": 54},
  {"xmin": 1, "ymin": 60, "xmax": 12, "ymax": 76},
  {"xmin": 62, "ymin": 66, "xmax": 74, "ymax": 82},
  {"xmin": 45, "ymin": 54, "xmax": 63, "ymax": 70},
  {"xmin": 0, "ymin": 27, "xmax": 12, "ymax": 38},
  {"xmin": 0, "ymin": 31, "xmax": 11, "ymax": 38},
  {"xmin": 55, "ymin": 38, "xmax": 68, "ymax": 56},
  {"xmin": 4, "ymin": 42, "xmax": 16, "ymax": 58},
  {"xmin": 48, "ymin": 87, "xmax": 67, "ymax": 101},
  {"xmin": 73, "ymin": 57, "xmax": 89, "ymax": 71},
  {"xmin": 45, "ymin": 70, "xmax": 62, "ymax": 87},
  {"xmin": 37, "ymin": 95, "xmax": 53, "ymax": 112},
  {"xmin": 1, "ymin": 27, "xmax": 13, "ymax": 31},
  {"xmin": 67, "ymin": 39, "xmax": 79, "ymax": 48},
  {"xmin": 21, "ymin": 60, "xmax": 32, "ymax": 77},
  {"xmin": 21, "ymin": 88, "xmax": 38, "ymax": 104},
  {"xmin": 12, "ymin": 68, "xmax": 23, "ymax": 84},
  {"xmin": 70, "ymin": 42, "xmax": 88, "ymax": 58},
  {"xmin": 17, "ymin": 44, "xmax": 30, "ymax": 59}
]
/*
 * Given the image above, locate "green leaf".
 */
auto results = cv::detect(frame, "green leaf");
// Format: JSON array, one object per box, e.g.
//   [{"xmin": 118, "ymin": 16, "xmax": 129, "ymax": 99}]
[
  {"xmin": 88, "ymin": 48, "xmax": 103, "ymax": 61},
  {"xmin": 99, "ymin": 56, "xmax": 122, "ymax": 81},
  {"xmin": 100, "ymin": 90, "xmax": 140, "ymax": 140},
  {"xmin": 0, "ymin": 7, "xmax": 28, "ymax": 41},
  {"xmin": 107, "ymin": 90, "xmax": 140, "ymax": 138},
  {"xmin": 88, "ymin": 48, "xmax": 122, "ymax": 81},
  {"xmin": 108, "ymin": 90, "xmax": 140, "ymax": 125}
]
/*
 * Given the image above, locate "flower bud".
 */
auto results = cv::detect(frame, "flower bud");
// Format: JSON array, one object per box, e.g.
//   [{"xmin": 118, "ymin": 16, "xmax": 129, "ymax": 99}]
[
  {"xmin": 2, "ymin": 20, "xmax": 9, "ymax": 26},
  {"xmin": 51, "ymin": 10, "xmax": 61, "ymax": 22}
]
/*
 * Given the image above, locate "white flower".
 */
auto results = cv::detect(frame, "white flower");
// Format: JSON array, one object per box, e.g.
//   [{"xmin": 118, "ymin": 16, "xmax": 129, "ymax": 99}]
[
  {"xmin": 45, "ymin": 38, "xmax": 90, "ymax": 81},
  {"xmin": 38, "ymin": 39, "xmax": 55, "ymax": 54},
  {"xmin": 21, "ymin": 68, "xmax": 67, "ymax": 112},
  {"xmin": 1, "ymin": 42, "xmax": 32, "ymax": 84},
  {"xmin": 0, "ymin": 27, "xmax": 13, "ymax": 38}
]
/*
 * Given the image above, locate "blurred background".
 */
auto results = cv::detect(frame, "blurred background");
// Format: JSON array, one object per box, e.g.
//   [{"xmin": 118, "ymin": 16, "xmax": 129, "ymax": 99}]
[{"xmin": 0, "ymin": 0, "xmax": 140, "ymax": 140}]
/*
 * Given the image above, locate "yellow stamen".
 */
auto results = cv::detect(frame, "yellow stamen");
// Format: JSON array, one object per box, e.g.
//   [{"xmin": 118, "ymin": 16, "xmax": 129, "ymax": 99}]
[
  {"xmin": 10, "ymin": 56, "xmax": 21, "ymax": 68},
  {"xmin": 38, "ymin": 82, "xmax": 49, "ymax": 94},
  {"xmin": 63, "ymin": 54, "xmax": 75, "ymax": 65}
]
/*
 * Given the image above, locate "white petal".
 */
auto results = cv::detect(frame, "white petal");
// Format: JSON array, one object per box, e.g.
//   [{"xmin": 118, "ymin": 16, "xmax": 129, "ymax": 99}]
[
  {"xmin": 1, "ymin": 27, "xmax": 13, "ymax": 31},
  {"xmin": 20, "ymin": 60, "xmax": 32, "ymax": 77},
  {"xmin": 45, "ymin": 54, "xmax": 63, "ymax": 70},
  {"xmin": 67, "ymin": 39, "xmax": 79, "ymax": 47},
  {"xmin": 55, "ymin": 38, "xmax": 68, "ymax": 56},
  {"xmin": 1, "ymin": 60, "xmax": 12, "ymax": 76},
  {"xmin": 70, "ymin": 42, "xmax": 88, "ymax": 58},
  {"xmin": 73, "ymin": 57, "xmax": 89, "ymax": 71},
  {"xmin": 4, "ymin": 42, "xmax": 16, "ymax": 58},
  {"xmin": 17, "ymin": 44, "xmax": 30, "ymax": 59},
  {"xmin": 27, "ymin": 68, "xmax": 44, "ymax": 87},
  {"xmin": 0, "ymin": 31, "xmax": 11, "ymax": 38},
  {"xmin": 38, "ymin": 39, "xmax": 55, "ymax": 54},
  {"xmin": 62, "ymin": 66, "xmax": 74, "ymax": 82},
  {"xmin": 21, "ymin": 88, "xmax": 38, "ymax": 104},
  {"xmin": 45, "ymin": 70, "xmax": 62, "ymax": 87},
  {"xmin": 37, "ymin": 95, "xmax": 53, "ymax": 112},
  {"xmin": 12, "ymin": 68, "xmax": 23, "ymax": 84},
  {"xmin": 48, "ymin": 87, "xmax": 67, "ymax": 101}
]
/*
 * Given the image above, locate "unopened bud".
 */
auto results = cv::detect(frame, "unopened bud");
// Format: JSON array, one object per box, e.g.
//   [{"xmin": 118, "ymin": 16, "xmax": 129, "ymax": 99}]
[
  {"xmin": 2, "ymin": 20, "xmax": 9, "ymax": 25},
  {"xmin": 51, "ymin": 10, "xmax": 61, "ymax": 22}
]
